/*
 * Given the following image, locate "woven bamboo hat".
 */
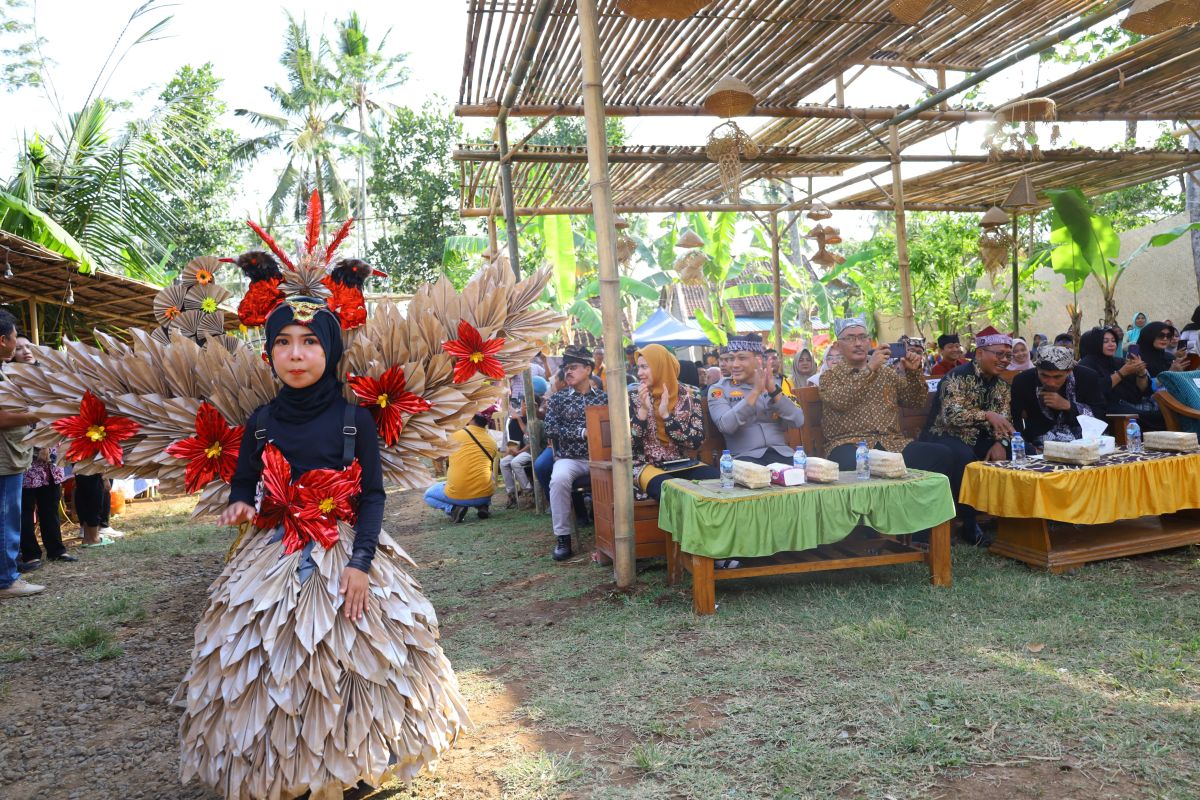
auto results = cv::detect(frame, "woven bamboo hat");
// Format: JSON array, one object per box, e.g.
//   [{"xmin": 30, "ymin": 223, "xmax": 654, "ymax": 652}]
[
  {"xmin": 616, "ymin": 0, "xmax": 712, "ymax": 20},
  {"xmin": 676, "ymin": 230, "xmax": 705, "ymax": 248},
  {"xmin": 979, "ymin": 206, "xmax": 1009, "ymax": 228},
  {"xmin": 1122, "ymin": 0, "xmax": 1200, "ymax": 34},
  {"xmin": 704, "ymin": 76, "xmax": 757, "ymax": 118}
]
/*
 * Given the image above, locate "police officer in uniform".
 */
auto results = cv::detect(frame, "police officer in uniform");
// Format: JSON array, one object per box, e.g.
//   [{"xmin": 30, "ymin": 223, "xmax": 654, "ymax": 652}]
[{"xmin": 707, "ymin": 334, "xmax": 804, "ymax": 466}]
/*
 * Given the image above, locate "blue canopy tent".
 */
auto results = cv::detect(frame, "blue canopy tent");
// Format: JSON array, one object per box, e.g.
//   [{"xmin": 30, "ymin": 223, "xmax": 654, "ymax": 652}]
[{"xmin": 632, "ymin": 308, "xmax": 712, "ymax": 348}]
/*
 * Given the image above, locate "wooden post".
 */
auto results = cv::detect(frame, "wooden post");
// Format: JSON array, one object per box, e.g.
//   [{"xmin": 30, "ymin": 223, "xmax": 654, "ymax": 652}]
[
  {"xmin": 498, "ymin": 120, "xmax": 547, "ymax": 514},
  {"xmin": 27, "ymin": 298, "xmax": 39, "ymax": 345},
  {"xmin": 834, "ymin": 73, "xmax": 845, "ymax": 107},
  {"xmin": 1011, "ymin": 215, "xmax": 1020, "ymax": 336},
  {"xmin": 1189, "ymin": 131, "xmax": 1200, "ymax": 302},
  {"xmin": 889, "ymin": 125, "xmax": 916, "ymax": 336},
  {"xmin": 576, "ymin": 0, "xmax": 636, "ymax": 588},
  {"xmin": 770, "ymin": 212, "xmax": 783, "ymax": 350}
]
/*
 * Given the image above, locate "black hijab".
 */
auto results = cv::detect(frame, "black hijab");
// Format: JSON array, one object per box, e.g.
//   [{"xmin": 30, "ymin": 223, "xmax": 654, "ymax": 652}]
[
  {"xmin": 1078, "ymin": 327, "xmax": 1118, "ymax": 376},
  {"xmin": 1137, "ymin": 321, "xmax": 1174, "ymax": 377},
  {"xmin": 1182, "ymin": 305, "xmax": 1200, "ymax": 334},
  {"xmin": 264, "ymin": 299, "xmax": 345, "ymax": 424}
]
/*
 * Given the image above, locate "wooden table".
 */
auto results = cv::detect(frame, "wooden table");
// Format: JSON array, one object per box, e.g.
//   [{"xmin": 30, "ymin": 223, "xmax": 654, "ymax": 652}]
[
  {"xmin": 961, "ymin": 450, "xmax": 1200, "ymax": 573},
  {"xmin": 658, "ymin": 473, "xmax": 955, "ymax": 615}
]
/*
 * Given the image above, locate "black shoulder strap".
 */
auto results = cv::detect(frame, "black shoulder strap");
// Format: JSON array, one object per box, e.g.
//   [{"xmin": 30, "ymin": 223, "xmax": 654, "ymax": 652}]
[
  {"xmin": 341, "ymin": 403, "xmax": 358, "ymax": 467},
  {"xmin": 464, "ymin": 428, "xmax": 496, "ymax": 464},
  {"xmin": 254, "ymin": 405, "xmax": 273, "ymax": 459}
]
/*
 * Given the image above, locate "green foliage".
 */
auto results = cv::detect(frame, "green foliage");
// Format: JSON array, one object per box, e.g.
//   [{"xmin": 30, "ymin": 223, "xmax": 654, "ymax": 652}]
[
  {"xmin": 366, "ymin": 102, "xmax": 465, "ymax": 291},
  {"xmin": 540, "ymin": 215, "xmax": 577, "ymax": 308},
  {"xmin": 1046, "ymin": 188, "xmax": 1121, "ymax": 292},
  {"xmin": 0, "ymin": 0, "xmax": 44, "ymax": 90},
  {"xmin": 525, "ymin": 116, "xmax": 626, "ymax": 149},
  {"xmin": 1040, "ymin": 24, "xmax": 1141, "ymax": 66}
]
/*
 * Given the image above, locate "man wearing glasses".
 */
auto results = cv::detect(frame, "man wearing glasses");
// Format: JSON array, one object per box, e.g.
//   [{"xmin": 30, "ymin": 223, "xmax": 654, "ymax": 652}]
[
  {"xmin": 543, "ymin": 345, "xmax": 607, "ymax": 561},
  {"xmin": 923, "ymin": 326, "xmax": 1016, "ymax": 546}
]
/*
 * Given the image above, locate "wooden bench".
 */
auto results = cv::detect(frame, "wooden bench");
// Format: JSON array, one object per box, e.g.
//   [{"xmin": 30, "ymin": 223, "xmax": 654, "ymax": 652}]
[{"xmin": 1155, "ymin": 388, "xmax": 1200, "ymax": 432}]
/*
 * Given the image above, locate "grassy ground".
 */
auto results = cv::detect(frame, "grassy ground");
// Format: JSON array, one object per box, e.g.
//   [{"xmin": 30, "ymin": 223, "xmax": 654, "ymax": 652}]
[{"xmin": 2, "ymin": 492, "xmax": 1198, "ymax": 799}]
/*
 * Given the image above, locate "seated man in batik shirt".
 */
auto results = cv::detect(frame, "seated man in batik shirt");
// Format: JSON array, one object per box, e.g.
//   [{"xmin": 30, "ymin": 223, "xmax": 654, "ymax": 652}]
[{"xmin": 922, "ymin": 325, "xmax": 1016, "ymax": 545}]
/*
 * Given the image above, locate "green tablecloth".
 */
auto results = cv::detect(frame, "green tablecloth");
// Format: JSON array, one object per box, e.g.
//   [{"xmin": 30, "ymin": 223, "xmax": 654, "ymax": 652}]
[{"xmin": 658, "ymin": 471, "xmax": 956, "ymax": 559}]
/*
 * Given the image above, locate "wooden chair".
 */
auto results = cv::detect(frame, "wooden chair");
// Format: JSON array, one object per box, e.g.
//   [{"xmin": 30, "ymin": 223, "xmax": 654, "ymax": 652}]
[
  {"xmin": 794, "ymin": 385, "xmax": 931, "ymax": 459},
  {"xmin": 1154, "ymin": 389, "xmax": 1200, "ymax": 432}
]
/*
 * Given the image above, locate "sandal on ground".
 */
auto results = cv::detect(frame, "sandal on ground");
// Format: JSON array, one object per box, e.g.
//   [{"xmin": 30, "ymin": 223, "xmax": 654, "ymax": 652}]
[{"xmin": 82, "ymin": 536, "xmax": 116, "ymax": 548}]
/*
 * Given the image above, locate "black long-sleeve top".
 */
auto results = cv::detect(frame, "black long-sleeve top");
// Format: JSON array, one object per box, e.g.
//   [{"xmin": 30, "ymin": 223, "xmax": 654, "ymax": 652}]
[
  {"xmin": 228, "ymin": 399, "xmax": 386, "ymax": 573},
  {"xmin": 1010, "ymin": 366, "xmax": 1108, "ymax": 447}
]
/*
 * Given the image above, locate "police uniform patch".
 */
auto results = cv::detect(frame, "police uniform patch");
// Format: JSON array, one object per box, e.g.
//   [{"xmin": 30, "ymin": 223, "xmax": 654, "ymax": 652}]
[
  {"xmin": 710, "ymin": 389, "xmax": 723, "ymax": 399},
  {"xmin": 729, "ymin": 390, "xmax": 744, "ymax": 401}
]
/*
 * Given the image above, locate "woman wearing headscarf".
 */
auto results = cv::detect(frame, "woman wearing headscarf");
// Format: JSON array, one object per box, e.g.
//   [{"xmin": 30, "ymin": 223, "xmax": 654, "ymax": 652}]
[
  {"xmin": 1180, "ymin": 305, "xmax": 1200, "ymax": 351},
  {"xmin": 1078, "ymin": 326, "xmax": 1162, "ymax": 429},
  {"xmin": 1124, "ymin": 311, "xmax": 1148, "ymax": 353},
  {"xmin": 808, "ymin": 342, "xmax": 843, "ymax": 387},
  {"xmin": 1006, "ymin": 338, "xmax": 1035, "ymax": 374},
  {"xmin": 1137, "ymin": 321, "xmax": 1179, "ymax": 377},
  {"xmin": 628, "ymin": 344, "xmax": 719, "ymax": 500},
  {"xmin": 791, "ymin": 347, "xmax": 817, "ymax": 390}
]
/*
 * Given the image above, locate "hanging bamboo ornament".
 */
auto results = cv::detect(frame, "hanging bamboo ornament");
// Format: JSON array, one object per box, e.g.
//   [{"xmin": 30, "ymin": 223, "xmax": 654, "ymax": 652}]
[
  {"xmin": 1002, "ymin": 175, "xmax": 1038, "ymax": 210},
  {"xmin": 614, "ymin": 216, "xmax": 631, "ymax": 230},
  {"xmin": 703, "ymin": 76, "xmax": 757, "ymax": 118},
  {"xmin": 993, "ymin": 98, "xmax": 1058, "ymax": 124},
  {"xmin": 811, "ymin": 249, "xmax": 836, "ymax": 268},
  {"xmin": 674, "ymin": 250, "xmax": 708, "ymax": 285},
  {"xmin": 1122, "ymin": 0, "xmax": 1200, "ymax": 34},
  {"xmin": 978, "ymin": 206, "xmax": 1013, "ymax": 276},
  {"xmin": 676, "ymin": 230, "xmax": 704, "ymax": 249},
  {"xmin": 806, "ymin": 201, "xmax": 832, "ymax": 221},
  {"xmin": 706, "ymin": 121, "xmax": 760, "ymax": 203},
  {"xmin": 616, "ymin": 233, "xmax": 637, "ymax": 267},
  {"xmin": 616, "ymin": 0, "xmax": 712, "ymax": 19},
  {"xmin": 889, "ymin": 0, "xmax": 935, "ymax": 25}
]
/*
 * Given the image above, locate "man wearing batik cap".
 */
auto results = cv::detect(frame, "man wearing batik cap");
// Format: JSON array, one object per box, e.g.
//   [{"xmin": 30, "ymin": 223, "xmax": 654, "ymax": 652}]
[
  {"xmin": 1010, "ymin": 345, "xmax": 1107, "ymax": 451},
  {"xmin": 717, "ymin": 345, "xmax": 733, "ymax": 378},
  {"xmin": 923, "ymin": 325, "xmax": 1016, "ymax": 545},
  {"xmin": 820, "ymin": 317, "xmax": 955, "ymax": 476},
  {"xmin": 707, "ymin": 334, "xmax": 804, "ymax": 466},
  {"xmin": 543, "ymin": 345, "xmax": 607, "ymax": 561},
  {"xmin": 930, "ymin": 333, "xmax": 968, "ymax": 377}
]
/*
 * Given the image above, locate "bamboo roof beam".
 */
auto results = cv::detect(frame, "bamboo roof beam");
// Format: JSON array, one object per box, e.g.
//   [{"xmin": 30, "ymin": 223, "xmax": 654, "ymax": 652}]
[{"xmin": 460, "ymin": 201, "xmax": 991, "ymax": 217}]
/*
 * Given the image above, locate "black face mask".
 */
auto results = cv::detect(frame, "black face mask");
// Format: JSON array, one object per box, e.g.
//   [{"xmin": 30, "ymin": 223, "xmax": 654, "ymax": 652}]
[{"xmin": 263, "ymin": 300, "xmax": 345, "ymax": 425}]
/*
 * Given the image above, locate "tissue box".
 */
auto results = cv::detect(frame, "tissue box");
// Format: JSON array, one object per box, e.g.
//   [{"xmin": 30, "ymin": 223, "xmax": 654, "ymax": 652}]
[
  {"xmin": 805, "ymin": 457, "xmax": 841, "ymax": 483},
  {"xmin": 1095, "ymin": 435, "xmax": 1116, "ymax": 456},
  {"xmin": 1143, "ymin": 431, "xmax": 1200, "ymax": 452},
  {"xmin": 868, "ymin": 449, "xmax": 907, "ymax": 478},
  {"xmin": 1043, "ymin": 439, "xmax": 1100, "ymax": 465},
  {"xmin": 768, "ymin": 463, "xmax": 807, "ymax": 486}
]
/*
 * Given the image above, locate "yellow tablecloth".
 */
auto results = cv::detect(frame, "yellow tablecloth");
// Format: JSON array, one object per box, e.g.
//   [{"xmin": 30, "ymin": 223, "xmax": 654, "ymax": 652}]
[{"xmin": 960, "ymin": 451, "xmax": 1200, "ymax": 525}]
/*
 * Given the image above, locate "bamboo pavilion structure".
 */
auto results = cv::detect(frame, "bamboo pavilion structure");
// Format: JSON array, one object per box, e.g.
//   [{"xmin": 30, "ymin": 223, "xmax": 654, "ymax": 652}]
[{"xmin": 456, "ymin": 0, "xmax": 1200, "ymax": 586}]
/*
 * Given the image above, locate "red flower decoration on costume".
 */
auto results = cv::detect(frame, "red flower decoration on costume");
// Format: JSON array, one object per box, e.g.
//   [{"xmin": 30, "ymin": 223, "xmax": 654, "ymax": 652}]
[
  {"xmin": 165, "ymin": 402, "xmax": 244, "ymax": 494},
  {"xmin": 51, "ymin": 391, "xmax": 140, "ymax": 467},
  {"xmin": 347, "ymin": 366, "xmax": 432, "ymax": 446},
  {"xmin": 442, "ymin": 320, "xmax": 506, "ymax": 383},
  {"xmin": 237, "ymin": 277, "xmax": 285, "ymax": 327},
  {"xmin": 321, "ymin": 276, "xmax": 367, "ymax": 330},
  {"xmin": 255, "ymin": 444, "xmax": 361, "ymax": 554}
]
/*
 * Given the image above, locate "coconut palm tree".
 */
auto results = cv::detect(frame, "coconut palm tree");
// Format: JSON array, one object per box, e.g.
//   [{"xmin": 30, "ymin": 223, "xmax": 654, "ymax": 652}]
[{"xmin": 233, "ymin": 13, "xmax": 356, "ymax": 223}]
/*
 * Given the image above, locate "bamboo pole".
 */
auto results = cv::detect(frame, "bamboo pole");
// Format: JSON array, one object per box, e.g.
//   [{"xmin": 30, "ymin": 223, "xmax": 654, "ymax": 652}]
[
  {"xmin": 27, "ymin": 298, "xmax": 39, "ymax": 345},
  {"xmin": 577, "ymin": 0, "xmax": 636, "ymax": 589},
  {"xmin": 770, "ymin": 212, "xmax": 783, "ymax": 351},
  {"xmin": 890, "ymin": 125, "xmax": 916, "ymax": 336},
  {"xmin": 456, "ymin": 149, "xmax": 1200, "ymax": 166},
  {"xmin": 463, "ymin": 201, "xmax": 992, "ymax": 217},
  {"xmin": 498, "ymin": 120, "xmax": 548, "ymax": 515},
  {"xmin": 1011, "ymin": 215, "xmax": 1020, "ymax": 337}
]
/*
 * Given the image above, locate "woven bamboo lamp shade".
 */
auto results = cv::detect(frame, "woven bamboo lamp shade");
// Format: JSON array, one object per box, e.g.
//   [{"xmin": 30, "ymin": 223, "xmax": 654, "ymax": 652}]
[
  {"xmin": 703, "ymin": 76, "xmax": 757, "ymax": 118},
  {"xmin": 1002, "ymin": 175, "xmax": 1038, "ymax": 210},
  {"xmin": 676, "ymin": 230, "xmax": 704, "ymax": 248},
  {"xmin": 616, "ymin": 0, "xmax": 713, "ymax": 20},
  {"xmin": 992, "ymin": 98, "xmax": 1057, "ymax": 123},
  {"xmin": 1122, "ymin": 0, "xmax": 1200, "ymax": 34},
  {"xmin": 979, "ymin": 206, "xmax": 1009, "ymax": 227},
  {"xmin": 889, "ymin": 0, "xmax": 935, "ymax": 25}
]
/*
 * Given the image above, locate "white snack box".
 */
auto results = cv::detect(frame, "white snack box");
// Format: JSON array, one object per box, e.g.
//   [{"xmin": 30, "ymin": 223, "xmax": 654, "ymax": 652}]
[
  {"xmin": 731, "ymin": 459, "xmax": 773, "ymax": 489},
  {"xmin": 1143, "ymin": 431, "xmax": 1200, "ymax": 452},
  {"xmin": 805, "ymin": 457, "xmax": 841, "ymax": 483},
  {"xmin": 1043, "ymin": 439, "xmax": 1100, "ymax": 465},
  {"xmin": 868, "ymin": 449, "xmax": 907, "ymax": 478}
]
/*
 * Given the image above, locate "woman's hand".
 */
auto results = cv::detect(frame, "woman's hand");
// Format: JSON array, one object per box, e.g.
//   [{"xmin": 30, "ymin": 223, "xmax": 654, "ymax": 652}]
[
  {"xmin": 657, "ymin": 391, "xmax": 671, "ymax": 420},
  {"xmin": 636, "ymin": 385, "xmax": 651, "ymax": 420},
  {"xmin": 339, "ymin": 566, "xmax": 370, "ymax": 621},
  {"xmin": 219, "ymin": 502, "xmax": 256, "ymax": 527}
]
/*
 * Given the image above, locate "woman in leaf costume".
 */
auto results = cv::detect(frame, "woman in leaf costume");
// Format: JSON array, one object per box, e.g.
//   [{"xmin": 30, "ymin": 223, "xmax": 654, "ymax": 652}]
[{"xmin": 0, "ymin": 192, "xmax": 562, "ymax": 799}]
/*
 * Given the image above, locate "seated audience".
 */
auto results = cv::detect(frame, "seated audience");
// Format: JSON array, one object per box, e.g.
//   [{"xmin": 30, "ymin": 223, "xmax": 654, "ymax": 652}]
[
  {"xmin": 1007, "ymin": 338, "xmax": 1034, "ymax": 373},
  {"xmin": 702, "ymin": 366, "xmax": 723, "ymax": 387},
  {"xmin": 423, "ymin": 409, "xmax": 499, "ymax": 522},
  {"xmin": 676, "ymin": 358, "xmax": 700, "ymax": 389},
  {"xmin": 543, "ymin": 346, "xmax": 607, "ymax": 561},
  {"xmin": 930, "ymin": 334, "xmax": 968, "ymax": 377},
  {"xmin": 819, "ymin": 318, "xmax": 956, "ymax": 478},
  {"xmin": 791, "ymin": 347, "xmax": 817, "ymax": 388},
  {"xmin": 1010, "ymin": 346, "xmax": 1107, "ymax": 450},
  {"xmin": 707, "ymin": 334, "xmax": 804, "ymax": 466},
  {"xmin": 1078, "ymin": 326, "xmax": 1161, "ymax": 429},
  {"xmin": 922, "ymin": 326, "xmax": 1015, "ymax": 545},
  {"xmin": 1053, "ymin": 332, "xmax": 1074, "ymax": 348},
  {"xmin": 1180, "ymin": 305, "xmax": 1200, "ymax": 352},
  {"xmin": 764, "ymin": 348, "xmax": 795, "ymax": 397},
  {"xmin": 1124, "ymin": 312, "xmax": 1148, "ymax": 354},
  {"xmin": 629, "ymin": 345, "xmax": 719, "ymax": 500},
  {"xmin": 717, "ymin": 346, "xmax": 733, "ymax": 378},
  {"xmin": 808, "ymin": 342, "xmax": 842, "ymax": 387},
  {"xmin": 1139, "ymin": 322, "xmax": 1183, "ymax": 377},
  {"xmin": 499, "ymin": 400, "xmax": 533, "ymax": 509}
]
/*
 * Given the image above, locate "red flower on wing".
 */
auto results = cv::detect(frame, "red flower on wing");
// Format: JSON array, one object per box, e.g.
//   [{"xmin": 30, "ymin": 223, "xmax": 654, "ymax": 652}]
[
  {"xmin": 237, "ymin": 277, "xmax": 285, "ymax": 327},
  {"xmin": 347, "ymin": 366, "xmax": 432, "ymax": 446},
  {"xmin": 254, "ymin": 444, "xmax": 361, "ymax": 554},
  {"xmin": 321, "ymin": 276, "xmax": 367, "ymax": 330},
  {"xmin": 50, "ymin": 391, "xmax": 140, "ymax": 467},
  {"xmin": 165, "ymin": 402, "xmax": 244, "ymax": 494},
  {"xmin": 442, "ymin": 320, "xmax": 506, "ymax": 383}
]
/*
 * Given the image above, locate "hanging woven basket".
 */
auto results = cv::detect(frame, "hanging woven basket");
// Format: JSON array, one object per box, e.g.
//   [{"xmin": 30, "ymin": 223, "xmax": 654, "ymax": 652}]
[
  {"xmin": 676, "ymin": 230, "xmax": 705, "ymax": 249},
  {"xmin": 703, "ymin": 76, "xmax": 757, "ymax": 118},
  {"xmin": 1122, "ymin": 0, "xmax": 1200, "ymax": 34},
  {"xmin": 616, "ymin": 0, "xmax": 712, "ymax": 20},
  {"xmin": 616, "ymin": 234, "xmax": 637, "ymax": 266},
  {"xmin": 992, "ymin": 98, "xmax": 1058, "ymax": 124},
  {"xmin": 614, "ymin": 216, "xmax": 631, "ymax": 230},
  {"xmin": 978, "ymin": 228, "xmax": 1014, "ymax": 276},
  {"xmin": 706, "ymin": 121, "xmax": 760, "ymax": 203},
  {"xmin": 889, "ymin": 0, "xmax": 935, "ymax": 25},
  {"xmin": 674, "ymin": 250, "xmax": 708, "ymax": 286},
  {"xmin": 806, "ymin": 201, "xmax": 833, "ymax": 221}
]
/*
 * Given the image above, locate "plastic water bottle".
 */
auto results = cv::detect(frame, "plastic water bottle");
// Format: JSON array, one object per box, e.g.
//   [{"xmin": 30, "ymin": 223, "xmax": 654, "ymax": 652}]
[
  {"xmin": 1126, "ymin": 418, "xmax": 1143, "ymax": 454},
  {"xmin": 793, "ymin": 445, "xmax": 808, "ymax": 484},
  {"xmin": 1011, "ymin": 432, "xmax": 1026, "ymax": 463},
  {"xmin": 719, "ymin": 449, "xmax": 734, "ymax": 489},
  {"xmin": 855, "ymin": 441, "xmax": 870, "ymax": 481}
]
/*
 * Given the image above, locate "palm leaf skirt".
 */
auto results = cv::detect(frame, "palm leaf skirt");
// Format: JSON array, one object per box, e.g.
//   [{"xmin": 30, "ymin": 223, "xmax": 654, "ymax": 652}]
[{"xmin": 174, "ymin": 523, "xmax": 468, "ymax": 800}]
